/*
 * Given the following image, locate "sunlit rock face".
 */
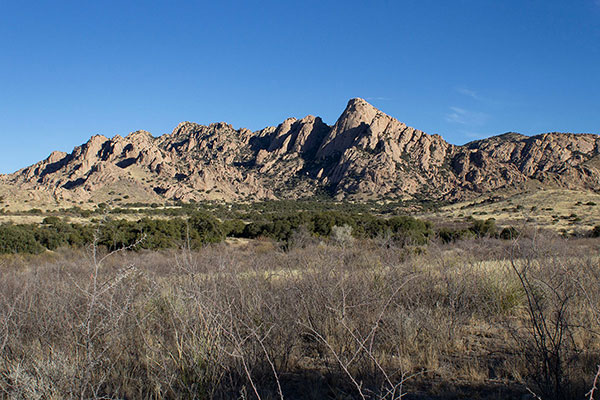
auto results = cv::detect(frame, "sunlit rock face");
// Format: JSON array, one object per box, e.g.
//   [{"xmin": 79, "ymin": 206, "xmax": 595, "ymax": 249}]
[{"xmin": 3, "ymin": 98, "xmax": 599, "ymax": 203}]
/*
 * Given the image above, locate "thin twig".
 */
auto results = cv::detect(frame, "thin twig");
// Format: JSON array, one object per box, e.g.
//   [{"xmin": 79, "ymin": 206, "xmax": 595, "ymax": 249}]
[{"xmin": 589, "ymin": 365, "xmax": 600, "ymax": 400}]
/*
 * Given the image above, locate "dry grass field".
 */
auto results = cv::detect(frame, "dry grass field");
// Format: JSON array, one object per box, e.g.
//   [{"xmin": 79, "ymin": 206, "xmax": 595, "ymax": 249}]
[
  {"xmin": 1, "ymin": 234, "xmax": 599, "ymax": 399},
  {"xmin": 423, "ymin": 189, "xmax": 600, "ymax": 235}
]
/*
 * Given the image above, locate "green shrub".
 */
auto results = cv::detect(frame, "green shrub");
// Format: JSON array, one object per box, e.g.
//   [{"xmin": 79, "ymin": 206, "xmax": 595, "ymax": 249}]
[
  {"xmin": 188, "ymin": 212, "xmax": 224, "ymax": 246},
  {"xmin": 136, "ymin": 218, "xmax": 188, "ymax": 249},
  {"xmin": 42, "ymin": 216, "xmax": 62, "ymax": 225},
  {"xmin": 470, "ymin": 218, "xmax": 497, "ymax": 238},
  {"xmin": 387, "ymin": 215, "xmax": 432, "ymax": 245},
  {"xmin": 500, "ymin": 227, "xmax": 520, "ymax": 240},
  {"xmin": 221, "ymin": 219, "xmax": 245, "ymax": 237},
  {"xmin": 98, "ymin": 219, "xmax": 140, "ymax": 251},
  {"xmin": 0, "ymin": 225, "xmax": 45, "ymax": 254},
  {"xmin": 437, "ymin": 227, "xmax": 470, "ymax": 243}
]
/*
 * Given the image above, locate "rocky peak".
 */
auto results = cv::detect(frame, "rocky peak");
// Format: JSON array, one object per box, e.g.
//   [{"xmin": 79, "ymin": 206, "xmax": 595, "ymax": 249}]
[
  {"xmin": 126, "ymin": 130, "xmax": 154, "ymax": 140},
  {"xmin": 2, "ymin": 98, "xmax": 599, "ymax": 205},
  {"xmin": 263, "ymin": 115, "xmax": 330, "ymax": 156},
  {"xmin": 171, "ymin": 122, "xmax": 201, "ymax": 137},
  {"xmin": 208, "ymin": 122, "xmax": 234, "ymax": 131},
  {"xmin": 316, "ymin": 98, "xmax": 405, "ymax": 159},
  {"xmin": 47, "ymin": 151, "xmax": 68, "ymax": 164},
  {"xmin": 345, "ymin": 97, "xmax": 380, "ymax": 118}
]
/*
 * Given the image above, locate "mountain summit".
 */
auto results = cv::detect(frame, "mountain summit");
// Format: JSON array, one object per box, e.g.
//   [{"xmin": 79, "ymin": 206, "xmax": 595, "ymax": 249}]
[{"xmin": 2, "ymin": 98, "xmax": 599, "ymax": 205}]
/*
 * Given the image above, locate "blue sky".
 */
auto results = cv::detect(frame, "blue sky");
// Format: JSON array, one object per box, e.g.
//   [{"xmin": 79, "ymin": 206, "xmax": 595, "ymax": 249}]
[{"xmin": 1, "ymin": 0, "xmax": 599, "ymax": 173}]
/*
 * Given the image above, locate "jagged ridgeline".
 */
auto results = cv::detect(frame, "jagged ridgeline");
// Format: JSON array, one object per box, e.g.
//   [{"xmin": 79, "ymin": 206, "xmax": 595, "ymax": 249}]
[{"xmin": 2, "ymin": 98, "xmax": 600, "ymax": 204}]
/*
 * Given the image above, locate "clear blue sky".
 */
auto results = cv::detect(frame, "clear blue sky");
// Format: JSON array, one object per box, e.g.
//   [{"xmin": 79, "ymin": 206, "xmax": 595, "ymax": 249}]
[{"xmin": 1, "ymin": 0, "xmax": 599, "ymax": 174}]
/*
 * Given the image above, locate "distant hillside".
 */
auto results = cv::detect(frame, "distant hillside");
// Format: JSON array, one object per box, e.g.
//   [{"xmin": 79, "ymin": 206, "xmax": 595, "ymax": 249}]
[{"xmin": 1, "ymin": 98, "xmax": 599, "ymax": 205}]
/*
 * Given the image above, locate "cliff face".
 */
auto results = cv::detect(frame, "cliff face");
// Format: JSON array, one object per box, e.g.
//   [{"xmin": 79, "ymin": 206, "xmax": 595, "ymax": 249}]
[{"xmin": 2, "ymin": 98, "xmax": 599, "ymax": 203}]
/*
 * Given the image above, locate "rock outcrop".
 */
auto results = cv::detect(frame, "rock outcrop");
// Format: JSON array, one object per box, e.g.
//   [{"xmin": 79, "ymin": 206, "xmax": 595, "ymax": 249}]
[{"xmin": 1, "ymin": 98, "xmax": 599, "ymax": 204}]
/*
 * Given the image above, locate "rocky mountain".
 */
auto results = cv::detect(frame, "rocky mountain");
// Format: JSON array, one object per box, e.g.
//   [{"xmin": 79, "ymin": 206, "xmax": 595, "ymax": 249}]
[{"xmin": 2, "ymin": 98, "xmax": 599, "ymax": 205}]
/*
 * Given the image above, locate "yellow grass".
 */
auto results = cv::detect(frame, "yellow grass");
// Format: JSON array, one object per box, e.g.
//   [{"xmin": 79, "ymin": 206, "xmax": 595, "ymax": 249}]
[{"xmin": 422, "ymin": 189, "xmax": 600, "ymax": 233}]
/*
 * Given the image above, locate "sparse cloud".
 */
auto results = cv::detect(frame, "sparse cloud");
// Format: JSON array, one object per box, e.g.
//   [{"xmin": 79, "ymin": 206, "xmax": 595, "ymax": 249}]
[
  {"xmin": 461, "ymin": 130, "xmax": 488, "ymax": 139},
  {"xmin": 456, "ymin": 87, "xmax": 482, "ymax": 101},
  {"xmin": 450, "ymin": 129, "xmax": 496, "ymax": 144},
  {"xmin": 445, "ymin": 106, "xmax": 489, "ymax": 126}
]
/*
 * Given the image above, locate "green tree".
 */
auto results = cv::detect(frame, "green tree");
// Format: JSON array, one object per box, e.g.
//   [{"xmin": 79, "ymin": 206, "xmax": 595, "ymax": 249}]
[{"xmin": 188, "ymin": 212, "xmax": 224, "ymax": 246}]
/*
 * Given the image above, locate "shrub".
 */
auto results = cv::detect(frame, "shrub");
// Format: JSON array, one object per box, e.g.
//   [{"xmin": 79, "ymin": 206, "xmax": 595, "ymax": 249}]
[
  {"xmin": 387, "ymin": 215, "xmax": 432, "ymax": 245},
  {"xmin": 42, "ymin": 216, "xmax": 62, "ymax": 225},
  {"xmin": 437, "ymin": 227, "xmax": 470, "ymax": 243},
  {"xmin": 470, "ymin": 218, "xmax": 497, "ymax": 238},
  {"xmin": 500, "ymin": 227, "xmax": 520, "ymax": 240},
  {"xmin": 0, "ymin": 225, "xmax": 45, "ymax": 254},
  {"xmin": 222, "ymin": 219, "xmax": 246, "ymax": 237},
  {"xmin": 331, "ymin": 224, "xmax": 354, "ymax": 246},
  {"xmin": 188, "ymin": 212, "xmax": 225, "ymax": 246}
]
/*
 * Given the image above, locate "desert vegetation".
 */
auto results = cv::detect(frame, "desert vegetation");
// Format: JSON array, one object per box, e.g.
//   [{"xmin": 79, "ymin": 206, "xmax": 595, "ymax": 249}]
[
  {"xmin": 0, "ymin": 224, "xmax": 599, "ymax": 399},
  {"xmin": 0, "ymin": 206, "xmax": 434, "ymax": 255},
  {"xmin": 2, "ymin": 194, "xmax": 596, "ymax": 257},
  {"xmin": 2, "ymin": 201, "xmax": 600, "ymax": 257}
]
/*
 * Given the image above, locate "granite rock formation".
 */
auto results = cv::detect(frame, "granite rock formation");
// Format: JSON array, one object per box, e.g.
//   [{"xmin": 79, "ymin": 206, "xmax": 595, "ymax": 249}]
[{"xmin": 2, "ymin": 98, "xmax": 599, "ymax": 203}]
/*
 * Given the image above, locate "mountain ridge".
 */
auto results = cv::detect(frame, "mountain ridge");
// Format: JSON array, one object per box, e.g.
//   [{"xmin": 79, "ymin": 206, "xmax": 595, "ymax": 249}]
[{"xmin": 2, "ymin": 98, "xmax": 599, "ymax": 205}]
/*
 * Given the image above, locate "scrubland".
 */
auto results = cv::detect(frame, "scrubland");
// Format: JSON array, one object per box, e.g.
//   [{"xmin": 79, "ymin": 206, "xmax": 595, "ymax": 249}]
[{"xmin": 1, "ymin": 233, "xmax": 599, "ymax": 399}]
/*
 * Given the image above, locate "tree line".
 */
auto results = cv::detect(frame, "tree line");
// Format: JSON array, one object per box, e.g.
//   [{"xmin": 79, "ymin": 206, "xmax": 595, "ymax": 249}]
[{"xmin": 0, "ymin": 211, "xmax": 529, "ymax": 255}]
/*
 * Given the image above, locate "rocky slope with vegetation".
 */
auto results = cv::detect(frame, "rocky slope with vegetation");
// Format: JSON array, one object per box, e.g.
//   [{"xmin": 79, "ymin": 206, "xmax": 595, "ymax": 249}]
[{"xmin": 2, "ymin": 98, "xmax": 599, "ymax": 204}]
